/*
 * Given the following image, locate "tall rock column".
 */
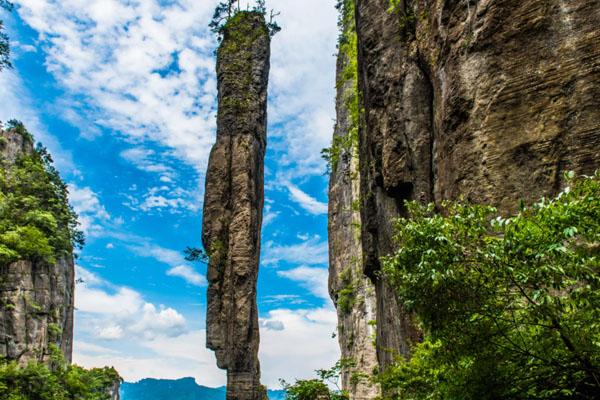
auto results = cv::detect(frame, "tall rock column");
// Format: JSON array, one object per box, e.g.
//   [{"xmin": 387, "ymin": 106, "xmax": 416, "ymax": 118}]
[{"xmin": 201, "ymin": 11, "xmax": 270, "ymax": 400}]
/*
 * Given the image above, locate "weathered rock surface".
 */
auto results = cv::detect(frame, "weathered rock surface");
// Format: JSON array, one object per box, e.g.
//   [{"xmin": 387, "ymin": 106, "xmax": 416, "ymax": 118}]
[
  {"xmin": 201, "ymin": 11, "xmax": 270, "ymax": 400},
  {"xmin": 0, "ymin": 128, "xmax": 74, "ymax": 363},
  {"xmin": 349, "ymin": 0, "xmax": 600, "ymax": 377},
  {"xmin": 328, "ymin": 6, "xmax": 380, "ymax": 398}
]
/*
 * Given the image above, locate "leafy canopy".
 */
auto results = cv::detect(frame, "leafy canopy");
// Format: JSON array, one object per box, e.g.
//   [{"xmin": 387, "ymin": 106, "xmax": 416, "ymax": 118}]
[
  {"xmin": 379, "ymin": 172, "xmax": 600, "ymax": 399},
  {"xmin": 0, "ymin": 345, "xmax": 120, "ymax": 400},
  {"xmin": 0, "ymin": 121, "xmax": 84, "ymax": 265}
]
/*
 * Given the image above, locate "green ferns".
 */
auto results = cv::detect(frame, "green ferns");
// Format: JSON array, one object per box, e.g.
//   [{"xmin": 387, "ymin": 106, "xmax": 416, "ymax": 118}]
[
  {"xmin": 0, "ymin": 122, "xmax": 83, "ymax": 265},
  {"xmin": 0, "ymin": 346, "xmax": 120, "ymax": 400},
  {"xmin": 380, "ymin": 172, "xmax": 600, "ymax": 399}
]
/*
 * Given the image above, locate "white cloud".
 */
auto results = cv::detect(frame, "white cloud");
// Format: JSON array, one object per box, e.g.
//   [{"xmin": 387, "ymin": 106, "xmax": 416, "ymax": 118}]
[
  {"xmin": 68, "ymin": 184, "xmax": 111, "ymax": 236},
  {"xmin": 0, "ymin": 68, "xmax": 77, "ymax": 174},
  {"xmin": 278, "ymin": 266, "xmax": 330, "ymax": 301},
  {"xmin": 263, "ymin": 235, "xmax": 328, "ymax": 266},
  {"xmin": 14, "ymin": 0, "xmax": 218, "ymax": 172},
  {"xmin": 285, "ymin": 182, "xmax": 328, "ymax": 215},
  {"xmin": 74, "ymin": 330, "xmax": 226, "ymax": 388},
  {"xmin": 259, "ymin": 307, "xmax": 339, "ymax": 387},
  {"xmin": 123, "ymin": 184, "xmax": 201, "ymax": 214},
  {"xmin": 127, "ymin": 242, "xmax": 186, "ymax": 265},
  {"xmin": 167, "ymin": 265, "xmax": 207, "ymax": 287},
  {"xmin": 75, "ymin": 267, "xmax": 188, "ymax": 341}
]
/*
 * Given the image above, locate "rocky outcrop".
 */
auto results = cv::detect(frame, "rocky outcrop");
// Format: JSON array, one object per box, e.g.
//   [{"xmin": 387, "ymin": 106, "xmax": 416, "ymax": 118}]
[
  {"xmin": 345, "ymin": 0, "xmax": 600, "ymax": 379},
  {"xmin": 0, "ymin": 128, "xmax": 75, "ymax": 363},
  {"xmin": 328, "ymin": 2, "xmax": 380, "ymax": 399},
  {"xmin": 201, "ymin": 11, "xmax": 270, "ymax": 400}
]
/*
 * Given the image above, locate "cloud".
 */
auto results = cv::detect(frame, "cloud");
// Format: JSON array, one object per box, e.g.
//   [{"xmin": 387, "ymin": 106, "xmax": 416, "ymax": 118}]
[
  {"xmin": 259, "ymin": 307, "xmax": 339, "ymax": 387},
  {"xmin": 74, "ymin": 330, "xmax": 226, "ymax": 388},
  {"xmin": 14, "ymin": 0, "xmax": 219, "ymax": 172},
  {"xmin": 167, "ymin": 265, "xmax": 207, "ymax": 287},
  {"xmin": 75, "ymin": 267, "xmax": 188, "ymax": 341},
  {"xmin": 0, "ymin": 67, "xmax": 77, "ymax": 174},
  {"xmin": 277, "ymin": 266, "xmax": 330, "ymax": 301},
  {"xmin": 127, "ymin": 242, "xmax": 186, "ymax": 266},
  {"xmin": 123, "ymin": 184, "xmax": 201, "ymax": 214},
  {"xmin": 263, "ymin": 235, "xmax": 328, "ymax": 266},
  {"xmin": 285, "ymin": 182, "xmax": 328, "ymax": 215},
  {"xmin": 68, "ymin": 184, "xmax": 111, "ymax": 236}
]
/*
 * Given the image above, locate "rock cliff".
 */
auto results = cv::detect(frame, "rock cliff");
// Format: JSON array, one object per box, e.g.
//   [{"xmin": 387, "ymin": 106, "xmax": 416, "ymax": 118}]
[
  {"xmin": 328, "ymin": 2, "xmax": 379, "ymax": 399},
  {"xmin": 329, "ymin": 0, "xmax": 600, "ymax": 394},
  {"xmin": 201, "ymin": 11, "xmax": 270, "ymax": 400},
  {"xmin": 0, "ymin": 127, "xmax": 74, "ymax": 364}
]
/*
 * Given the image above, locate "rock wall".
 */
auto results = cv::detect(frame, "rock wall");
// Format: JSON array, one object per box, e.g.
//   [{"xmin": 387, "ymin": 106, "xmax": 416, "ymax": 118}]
[
  {"xmin": 201, "ymin": 11, "xmax": 270, "ymax": 400},
  {"xmin": 0, "ymin": 128, "xmax": 74, "ymax": 363},
  {"xmin": 328, "ymin": 2, "xmax": 380, "ymax": 399},
  {"xmin": 330, "ymin": 0, "xmax": 600, "ymax": 386}
]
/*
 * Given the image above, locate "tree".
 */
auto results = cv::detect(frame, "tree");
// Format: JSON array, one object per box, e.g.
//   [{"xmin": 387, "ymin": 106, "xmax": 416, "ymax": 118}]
[
  {"xmin": 281, "ymin": 361, "xmax": 349, "ymax": 400},
  {"xmin": 379, "ymin": 172, "xmax": 600, "ymax": 399},
  {"xmin": 0, "ymin": 0, "xmax": 13, "ymax": 71},
  {"xmin": 209, "ymin": 0, "xmax": 281, "ymax": 41}
]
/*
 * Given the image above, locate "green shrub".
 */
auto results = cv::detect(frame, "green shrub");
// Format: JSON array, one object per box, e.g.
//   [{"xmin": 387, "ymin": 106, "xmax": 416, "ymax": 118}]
[
  {"xmin": 380, "ymin": 172, "xmax": 600, "ymax": 399},
  {"xmin": 281, "ymin": 361, "xmax": 349, "ymax": 400},
  {"xmin": 0, "ymin": 346, "xmax": 121, "ymax": 400},
  {"xmin": 0, "ymin": 123, "xmax": 83, "ymax": 265}
]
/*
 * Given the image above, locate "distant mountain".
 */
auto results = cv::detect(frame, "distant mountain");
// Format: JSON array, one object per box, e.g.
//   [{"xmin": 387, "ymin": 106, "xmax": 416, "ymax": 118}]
[{"xmin": 121, "ymin": 378, "xmax": 285, "ymax": 400}]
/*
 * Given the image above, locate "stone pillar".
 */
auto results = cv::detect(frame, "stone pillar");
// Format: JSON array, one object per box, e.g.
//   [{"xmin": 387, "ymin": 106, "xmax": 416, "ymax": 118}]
[{"xmin": 201, "ymin": 11, "xmax": 270, "ymax": 400}]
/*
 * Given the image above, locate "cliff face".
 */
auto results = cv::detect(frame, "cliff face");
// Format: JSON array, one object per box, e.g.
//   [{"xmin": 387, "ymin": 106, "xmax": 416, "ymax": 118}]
[
  {"xmin": 328, "ymin": 2, "xmax": 380, "ymax": 399},
  {"xmin": 328, "ymin": 0, "xmax": 600, "ymax": 387},
  {"xmin": 201, "ymin": 12, "xmax": 270, "ymax": 400},
  {"xmin": 0, "ymin": 128, "xmax": 74, "ymax": 364}
]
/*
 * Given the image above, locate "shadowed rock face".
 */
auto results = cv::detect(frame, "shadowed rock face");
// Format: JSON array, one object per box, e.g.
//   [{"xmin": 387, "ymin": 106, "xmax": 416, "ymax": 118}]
[
  {"xmin": 0, "ymin": 129, "xmax": 74, "ymax": 364},
  {"xmin": 201, "ymin": 12, "xmax": 270, "ymax": 400},
  {"xmin": 352, "ymin": 0, "xmax": 600, "ymax": 377}
]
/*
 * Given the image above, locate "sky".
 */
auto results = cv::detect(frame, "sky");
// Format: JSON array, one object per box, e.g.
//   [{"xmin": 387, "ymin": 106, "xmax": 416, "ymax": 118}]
[{"xmin": 0, "ymin": 0, "xmax": 341, "ymax": 389}]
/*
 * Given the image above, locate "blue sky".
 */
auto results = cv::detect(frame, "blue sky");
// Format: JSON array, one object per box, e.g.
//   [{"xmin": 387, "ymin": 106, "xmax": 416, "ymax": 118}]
[{"xmin": 0, "ymin": 0, "xmax": 340, "ymax": 388}]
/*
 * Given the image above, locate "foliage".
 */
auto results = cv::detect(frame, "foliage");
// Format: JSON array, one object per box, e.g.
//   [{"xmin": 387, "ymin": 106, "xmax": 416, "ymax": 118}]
[
  {"xmin": 0, "ymin": 0, "xmax": 13, "ymax": 71},
  {"xmin": 0, "ymin": 346, "xmax": 121, "ymax": 400},
  {"xmin": 380, "ymin": 172, "xmax": 600, "ymax": 399},
  {"xmin": 183, "ymin": 246, "xmax": 209, "ymax": 264},
  {"xmin": 0, "ymin": 121, "xmax": 83, "ymax": 265},
  {"xmin": 322, "ymin": 0, "xmax": 359, "ymax": 174},
  {"xmin": 281, "ymin": 361, "xmax": 349, "ymax": 400},
  {"xmin": 209, "ymin": 0, "xmax": 280, "ymax": 41}
]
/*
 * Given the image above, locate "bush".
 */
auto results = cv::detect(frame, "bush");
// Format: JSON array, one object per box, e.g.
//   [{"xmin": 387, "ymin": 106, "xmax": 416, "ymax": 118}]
[
  {"xmin": 0, "ymin": 346, "xmax": 121, "ymax": 400},
  {"xmin": 0, "ymin": 123, "xmax": 83, "ymax": 265},
  {"xmin": 380, "ymin": 172, "xmax": 600, "ymax": 399},
  {"xmin": 281, "ymin": 361, "xmax": 349, "ymax": 400}
]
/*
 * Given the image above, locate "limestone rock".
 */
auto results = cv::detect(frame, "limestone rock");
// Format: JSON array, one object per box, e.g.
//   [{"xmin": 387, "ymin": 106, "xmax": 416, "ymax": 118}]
[
  {"xmin": 353, "ymin": 0, "xmax": 600, "ymax": 375},
  {"xmin": 328, "ymin": 6, "xmax": 380, "ymax": 398},
  {"xmin": 201, "ymin": 11, "xmax": 270, "ymax": 400}
]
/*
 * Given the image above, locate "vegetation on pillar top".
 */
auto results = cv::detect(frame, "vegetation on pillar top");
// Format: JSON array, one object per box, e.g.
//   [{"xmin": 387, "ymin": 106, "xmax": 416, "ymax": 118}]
[{"xmin": 209, "ymin": 0, "xmax": 281, "ymax": 42}]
